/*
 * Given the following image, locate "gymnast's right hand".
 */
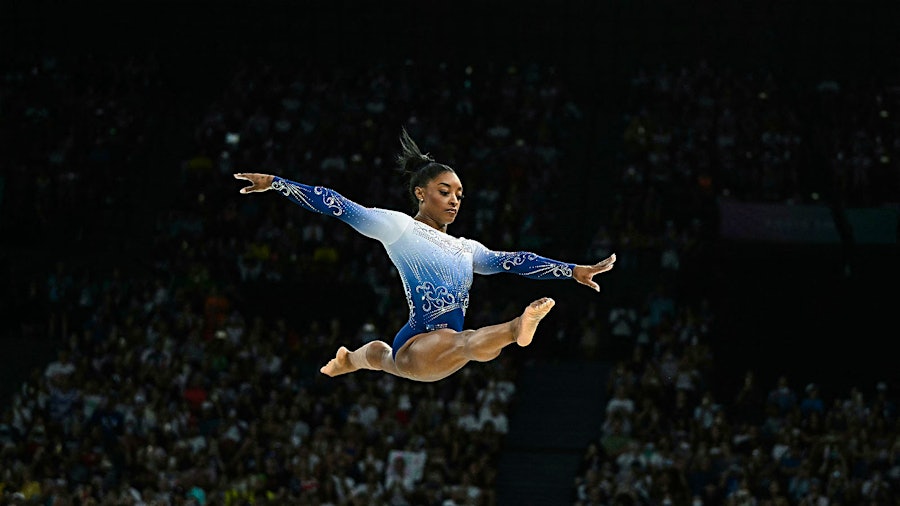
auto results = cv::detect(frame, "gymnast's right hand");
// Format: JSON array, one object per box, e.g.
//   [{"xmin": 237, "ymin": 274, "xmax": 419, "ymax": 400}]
[{"xmin": 234, "ymin": 173, "xmax": 275, "ymax": 194}]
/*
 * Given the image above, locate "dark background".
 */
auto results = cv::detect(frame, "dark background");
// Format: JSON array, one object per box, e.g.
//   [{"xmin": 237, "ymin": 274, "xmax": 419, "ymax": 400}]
[{"xmin": 2, "ymin": 0, "xmax": 898, "ymax": 403}]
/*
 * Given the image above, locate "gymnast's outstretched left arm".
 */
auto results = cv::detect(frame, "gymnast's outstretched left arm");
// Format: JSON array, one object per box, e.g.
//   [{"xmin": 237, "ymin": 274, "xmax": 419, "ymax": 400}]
[{"xmin": 468, "ymin": 239, "xmax": 617, "ymax": 293}]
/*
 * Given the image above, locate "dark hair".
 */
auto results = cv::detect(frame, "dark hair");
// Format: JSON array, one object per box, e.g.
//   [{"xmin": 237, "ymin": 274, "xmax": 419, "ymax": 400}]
[{"xmin": 396, "ymin": 127, "xmax": 455, "ymax": 210}]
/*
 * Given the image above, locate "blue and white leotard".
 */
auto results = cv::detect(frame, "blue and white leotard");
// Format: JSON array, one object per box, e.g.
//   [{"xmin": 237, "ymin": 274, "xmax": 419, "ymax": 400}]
[{"xmin": 271, "ymin": 177, "xmax": 575, "ymax": 358}]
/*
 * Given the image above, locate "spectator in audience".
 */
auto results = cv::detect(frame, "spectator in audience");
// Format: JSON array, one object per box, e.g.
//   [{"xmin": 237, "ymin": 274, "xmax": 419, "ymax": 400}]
[
  {"xmin": 800, "ymin": 383, "xmax": 826, "ymax": 419},
  {"xmin": 606, "ymin": 384, "xmax": 636, "ymax": 419},
  {"xmin": 767, "ymin": 375, "xmax": 799, "ymax": 417}
]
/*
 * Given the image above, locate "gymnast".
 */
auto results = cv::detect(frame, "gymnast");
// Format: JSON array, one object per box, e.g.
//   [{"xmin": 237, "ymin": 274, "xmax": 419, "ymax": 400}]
[{"xmin": 234, "ymin": 128, "xmax": 616, "ymax": 382}]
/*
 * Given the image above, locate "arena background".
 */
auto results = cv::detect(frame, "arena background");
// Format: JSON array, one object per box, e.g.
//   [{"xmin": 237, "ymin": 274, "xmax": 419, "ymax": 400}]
[
  {"xmin": 1, "ymin": 0, "xmax": 898, "ymax": 503},
  {"xmin": 4, "ymin": 0, "xmax": 897, "ymax": 398}
]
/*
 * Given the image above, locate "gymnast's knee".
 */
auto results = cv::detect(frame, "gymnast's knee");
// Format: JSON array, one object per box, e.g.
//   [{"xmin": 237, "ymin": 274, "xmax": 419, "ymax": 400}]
[{"xmin": 366, "ymin": 340, "xmax": 391, "ymax": 358}]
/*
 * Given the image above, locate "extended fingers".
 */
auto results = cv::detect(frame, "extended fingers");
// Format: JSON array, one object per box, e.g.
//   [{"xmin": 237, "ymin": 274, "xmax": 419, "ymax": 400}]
[
  {"xmin": 234, "ymin": 173, "xmax": 262, "ymax": 193},
  {"xmin": 575, "ymin": 276, "xmax": 601, "ymax": 292},
  {"xmin": 593, "ymin": 253, "xmax": 616, "ymax": 271}
]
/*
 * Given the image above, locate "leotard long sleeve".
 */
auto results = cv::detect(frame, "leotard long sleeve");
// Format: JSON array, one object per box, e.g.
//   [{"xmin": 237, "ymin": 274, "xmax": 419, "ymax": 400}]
[{"xmin": 271, "ymin": 176, "xmax": 575, "ymax": 356}]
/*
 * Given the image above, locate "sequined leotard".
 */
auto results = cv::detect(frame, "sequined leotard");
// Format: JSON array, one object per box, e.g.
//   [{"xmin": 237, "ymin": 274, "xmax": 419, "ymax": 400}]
[{"xmin": 271, "ymin": 177, "xmax": 575, "ymax": 357}]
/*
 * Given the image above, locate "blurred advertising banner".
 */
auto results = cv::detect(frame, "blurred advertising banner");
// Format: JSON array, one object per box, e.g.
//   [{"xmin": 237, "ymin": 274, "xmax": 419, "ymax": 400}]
[{"xmin": 718, "ymin": 199, "xmax": 898, "ymax": 244}]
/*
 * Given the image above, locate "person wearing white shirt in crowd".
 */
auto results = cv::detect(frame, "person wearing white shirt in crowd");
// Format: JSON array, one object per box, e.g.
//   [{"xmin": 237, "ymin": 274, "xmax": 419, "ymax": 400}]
[
  {"xmin": 606, "ymin": 384, "xmax": 635, "ymax": 418},
  {"xmin": 479, "ymin": 400, "xmax": 509, "ymax": 434},
  {"xmin": 457, "ymin": 403, "xmax": 481, "ymax": 433}
]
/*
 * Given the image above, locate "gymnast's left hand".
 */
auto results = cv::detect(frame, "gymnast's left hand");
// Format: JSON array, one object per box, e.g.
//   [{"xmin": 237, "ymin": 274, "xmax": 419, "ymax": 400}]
[
  {"xmin": 573, "ymin": 253, "xmax": 617, "ymax": 292},
  {"xmin": 234, "ymin": 173, "xmax": 275, "ymax": 194}
]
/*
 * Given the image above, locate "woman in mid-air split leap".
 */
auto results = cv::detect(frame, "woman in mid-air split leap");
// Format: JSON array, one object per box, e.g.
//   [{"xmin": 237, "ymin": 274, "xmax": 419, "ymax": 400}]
[{"xmin": 234, "ymin": 128, "xmax": 616, "ymax": 383}]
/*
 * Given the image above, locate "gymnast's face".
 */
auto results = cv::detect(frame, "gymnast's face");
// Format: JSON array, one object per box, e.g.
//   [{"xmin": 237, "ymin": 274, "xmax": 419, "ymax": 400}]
[{"xmin": 415, "ymin": 170, "xmax": 464, "ymax": 229}]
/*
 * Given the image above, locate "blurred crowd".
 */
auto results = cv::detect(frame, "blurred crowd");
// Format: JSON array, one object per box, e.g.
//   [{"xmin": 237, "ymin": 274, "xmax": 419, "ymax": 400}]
[
  {"xmin": 571, "ymin": 61, "xmax": 899, "ymax": 506},
  {"xmin": 1, "ymin": 52, "xmax": 167, "ymax": 247},
  {"xmin": 573, "ymin": 286, "xmax": 898, "ymax": 505},
  {"xmin": 618, "ymin": 59, "xmax": 899, "ymax": 207},
  {"xmin": 1, "ymin": 46, "xmax": 897, "ymax": 506}
]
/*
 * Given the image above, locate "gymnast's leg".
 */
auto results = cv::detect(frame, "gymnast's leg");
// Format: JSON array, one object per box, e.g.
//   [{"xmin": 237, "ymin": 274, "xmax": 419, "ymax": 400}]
[
  {"xmin": 462, "ymin": 296, "xmax": 556, "ymax": 356},
  {"xmin": 320, "ymin": 340, "xmax": 404, "ymax": 378},
  {"xmin": 396, "ymin": 297, "xmax": 556, "ymax": 382}
]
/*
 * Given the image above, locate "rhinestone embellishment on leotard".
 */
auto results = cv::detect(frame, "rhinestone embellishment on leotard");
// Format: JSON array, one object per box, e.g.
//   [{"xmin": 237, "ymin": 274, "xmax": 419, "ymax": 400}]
[
  {"xmin": 273, "ymin": 179, "xmax": 345, "ymax": 216},
  {"xmin": 497, "ymin": 252, "xmax": 573, "ymax": 277}
]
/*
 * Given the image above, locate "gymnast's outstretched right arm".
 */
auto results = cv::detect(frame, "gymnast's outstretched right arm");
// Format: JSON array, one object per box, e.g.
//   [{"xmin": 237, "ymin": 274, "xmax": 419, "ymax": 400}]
[{"xmin": 234, "ymin": 173, "xmax": 407, "ymax": 243}]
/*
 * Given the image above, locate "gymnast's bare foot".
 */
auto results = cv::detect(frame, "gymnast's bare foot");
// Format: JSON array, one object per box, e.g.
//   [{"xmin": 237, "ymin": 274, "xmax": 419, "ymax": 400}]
[
  {"xmin": 320, "ymin": 346, "xmax": 355, "ymax": 376},
  {"xmin": 516, "ymin": 297, "xmax": 556, "ymax": 347}
]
